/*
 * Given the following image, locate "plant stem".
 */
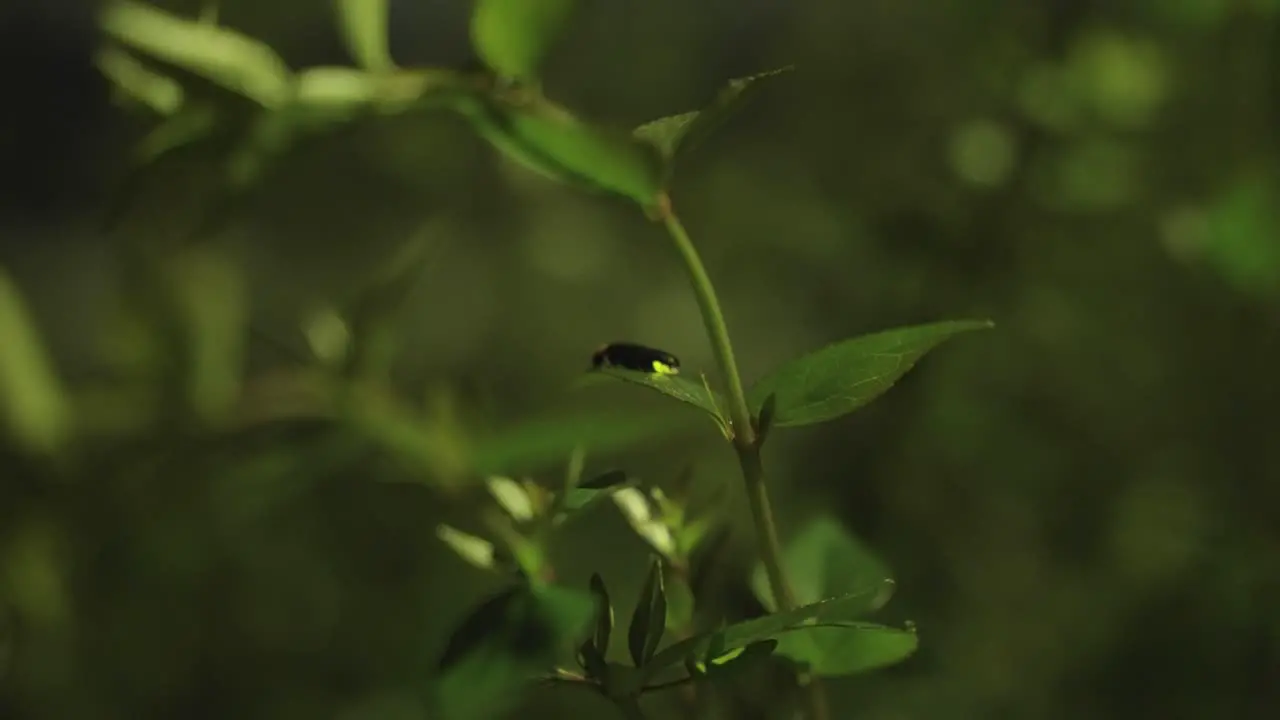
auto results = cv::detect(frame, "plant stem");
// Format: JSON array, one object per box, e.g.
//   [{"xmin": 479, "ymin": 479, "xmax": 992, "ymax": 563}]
[{"xmin": 655, "ymin": 194, "xmax": 826, "ymax": 720}]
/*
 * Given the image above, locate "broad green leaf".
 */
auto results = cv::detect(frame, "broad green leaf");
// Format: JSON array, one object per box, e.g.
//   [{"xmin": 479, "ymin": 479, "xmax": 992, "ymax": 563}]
[
  {"xmin": 746, "ymin": 320, "xmax": 994, "ymax": 427},
  {"xmin": 470, "ymin": 0, "xmax": 577, "ymax": 81},
  {"xmin": 460, "ymin": 95, "xmax": 665, "ymax": 206},
  {"xmin": 95, "ymin": 45, "xmax": 184, "ymax": 115},
  {"xmin": 633, "ymin": 66, "xmax": 794, "ymax": 177},
  {"xmin": 644, "ymin": 590, "xmax": 882, "ymax": 678},
  {"xmin": 335, "ymin": 0, "xmax": 394, "ymax": 71},
  {"xmin": 435, "ymin": 583, "xmax": 594, "ymax": 720},
  {"xmin": 627, "ymin": 557, "xmax": 668, "ymax": 667},
  {"xmin": 100, "ymin": 0, "xmax": 292, "ymax": 108},
  {"xmin": 470, "ymin": 411, "xmax": 692, "ymax": 476},
  {"xmin": 0, "ymin": 270, "xmax": 69, "ymax": 455},
  {"xmin": 772, "ymin": 622, "xmax": 918, "ymax": 677},
  {"xmin": 580, "ymin": 367, "xmax": 728, "ymax": 432},
  {"xmin": 751, "ymin": 516, "xmax": 894, "ymax": 613}
]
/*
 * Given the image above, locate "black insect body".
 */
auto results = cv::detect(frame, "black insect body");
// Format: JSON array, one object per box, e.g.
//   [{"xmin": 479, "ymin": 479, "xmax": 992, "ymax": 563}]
[{"xmin": 591, "ymin": 343, "xmax": 680, "ymax": 375}]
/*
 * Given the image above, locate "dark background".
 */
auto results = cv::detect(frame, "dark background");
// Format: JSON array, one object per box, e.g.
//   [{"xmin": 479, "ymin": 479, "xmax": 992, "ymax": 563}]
[{"xmin": 2, "ymin": 0, "xmax": 1279, "ymax": 718}]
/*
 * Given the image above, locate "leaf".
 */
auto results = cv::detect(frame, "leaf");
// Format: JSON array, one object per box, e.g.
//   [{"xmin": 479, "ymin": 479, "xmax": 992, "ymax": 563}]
[
  {"xmin": 612, "ymin": 488, "xmax": 677, "ymax": 561},
  {"xmin": 588, "ymin": 572, "xmax": 614, "ymax": 657},
  {"xmin": 627, "ymin": 557, "xmax": 668, "ymax": 667},
  {"xmin": 100, "ymin": 0, "xmax": 292, "ymax": 108},
  {"xmin": 751, "ymin": 516, "xmax": 894, "ymax": 613},
  {"xmin": 633, "ymin": 66, "xmax": 794, "ymax": 175},
  {"xmin": 471, "ymin": 411, "xmax": 692, "ymax": 476},
  {"xmin": 461, "ymin": 94, "xmax": 665, "ymax": 206},
  {"xmin": 470, "ymin": 0, "xmax": 578, "ymax": 81},
  {"xmin": 644, "ymin": 590, "xmax": 883, "ymax": 677},
  {"xmin": 166, "ymin": 246, "xmax": 247, "ymax": 425},
  {"xmin": 95, "ymin": 45, "xmax": 184, "ymax": 116},
  {"xmin": 0, "ymin": 269, "xmax": 69, "ymax": 455},
  {"xmin": 772, "ymin": 622, "xmax": 918, "ymax": 677},
  {"xmin": 435, "ymin": 583, "xmax": 594, "ymax": 720},
  {"xmin": 696, "ymin": 639, "xmax": 778, "ymax": 680},
  {"xmin": 335, "ymin": 0, "xmax": 394, "ymax": 71},
  {"xmin": 437, "ymin": 524, "xmax": 498, "ymax": 571},
  {"xmin": 746, "ymin": 320, "xmax": 995, "ymax": 428},
  {"xmin": 581, "ymin": 367, "xmax": 728, "ymax": 430}
]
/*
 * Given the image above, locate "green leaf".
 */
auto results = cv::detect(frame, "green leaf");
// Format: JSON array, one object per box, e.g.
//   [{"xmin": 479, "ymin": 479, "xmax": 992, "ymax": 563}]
[
  {"xmin": 588, "ymin": 572, "xmax": 614, "ymax": 657},
  {"xmin": 746, "ymin": 320, "xmax": 994, "ymax": 428},
  {"xmin": 581, "ymin": 367, "xmax": 728, "ymax": 431},
  {"xmin": 633, "ymin": 66, "xmax": 794, "ymax": 176},
  {"xmin": 696, "ymin": 639, "xmax": 778, "ymax": 680},
  {"xmin": 751, "ymin": 516, "xmax": 894, "ymax": 613},
  {"xmin": 627, "ymin": 557, "xmax": 668, "ymax": 667},
  {"xmin": 335, "ymin": 0, "xmax": 394, "ymax": 71},
  {"xmin": 644, "ymin": 591, "xmax": 883, "ymax": 678},
  {"xmin": 772, "ymin": 622, "xmax": 918, "ymax": 677},
  {"xmin": 100, "ymin": 0, "xmax": 292, "ymax": 108},
  {"xmin": 471, "ymin": 411, "xmax": 692, "ymax": 476},
  {"xmin": 166, "ymin": 246, "xmax": 247, "ymax": 425},
  {"xmin": 460, "ymin": 94, "xmax": 665, "ymax": 206},
  {"xmin": 435, "ymin": 583, "xmax": 594, "ymax": 720},
  {"xmin": 436, "ymin": 524, "xmax": 499, "ymax": 571},
  {"xmin": 95, "ymin": 45, "xmax": 184, "ymax": 116},
  {"xmin": 470, "ymin": 0, "xmax": 578, "ymax": 81},
  {"xmin": 0, "ymin": 270, "xmax": 69, "ymax": 455}
]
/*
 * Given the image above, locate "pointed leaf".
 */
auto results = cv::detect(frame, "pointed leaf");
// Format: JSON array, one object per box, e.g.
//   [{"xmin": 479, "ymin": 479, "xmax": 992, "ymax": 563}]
[
  {"xmin": 580, "ymin": 367, "xmax": 728, "ymax": 430},
  {"xmin": 461, "ymin": 95, "xmax": 664, "ymax": 206},
  {"xmin": 633, "ymin": 66, "xmax": 794, "ymax": 173},
  {"xmin": 644, "ymin": 590, "xmax": 882, "ymax": 677},
  {"xmin": 751, "ymin": 516, "xmax": 894, "ymax": 613},
  {"xmin": 746, "ymin": 320, "xmax": 994, "ymax": 428},
  {"xmin": 702, "ymin": 639, "xmax": 778, "ymax": 680},
  {"xmin": 100, "ymin": 0, "xmax": 292, "ymax": 108},
  {"xmin": 436, "ymin": 524, "xmax": 499, "ymax": 571},
  {"xmin": 0, "ymin": 270, "xmax": 69, "ymax": 455},
  {"xmin": 627, "ymin": 557, "xmax": 668, "ymax": 667},
  {"xmin": 588, "ymin": 573, "xmax": 614, "ymax": 657},
  {"xmin": 335, "ymin": 0, "xmax": 394, "ymax": 71},
  {"xmin": 772, "ymin": 622, "xmax": 918, "ymax": 677},
  {"xmin": 470, "ymin": 0, "xmax": 577, "ymax": 81},
  {"xmin": 96, "ymin": 45, "xmax": 184, "ymax": 115}
]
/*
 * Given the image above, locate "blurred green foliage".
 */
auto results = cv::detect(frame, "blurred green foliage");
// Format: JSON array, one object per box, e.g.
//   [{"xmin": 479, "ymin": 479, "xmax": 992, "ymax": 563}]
[{"xmin": 2, "ymin": 0, "xmax": 1279, "ymax": 718}]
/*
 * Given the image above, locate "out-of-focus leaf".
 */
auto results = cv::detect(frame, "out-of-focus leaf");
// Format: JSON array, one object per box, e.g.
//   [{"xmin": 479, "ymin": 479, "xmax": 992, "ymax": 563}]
[
  {"xmin": 0, "ymin": 269, "xmax": 69, "ymax": 455},
  {"xmin": 434, "ymin": 583, "xmax": 594, "ymax": 720},
  {"xmin": 339, "ymin": 232, "xmax": 435, "ymax": 383},
  {"xmin": 95, "ymin": 45, "xmax": 184, "ymax": 115},
  {"xmin": 100, "ymin": 0, "xmax": 292, "ymax": 108},
  {"xmin": 165, "ymin": 247, "xmax": 247, "ymax": 425},
  {"xmin": 663, "ymin": 567, "xmax": 695, "ymax": 633},
  {"xmin": 335, "ymin": 0, "xmax": 394, "ymax": 71},
  {"xmin": 633, "ymin": 66, "xmax": 793, "ymax": 179},
  {"xmin": 612, "ymin": 488, "xmax": 677, "ymax": 560},
  {"xmin": 754, "ymin": 392, "xmax": 777, "ymax": 444},
  {"xmin": 751, "ymin": 516, "xmax": 894, "ymax": 613},
  {"xmin": 628, "ymin": 557, "xmax": 668, "ymax": 667},
  {"xmin": 579, "ymin": 367, "xmax": 728, "ymax": 433},
  {"xmin": 470, "ymin": 0, "xmax": 577, "ymax": 81},
  {"xmin": 470, "ymin": 411, "xmax": 691, "ymax": 476},
  {"xmin": 578, "ymin": 469, "xmax": 629, "ymax": 491},
  {"xmin": 746, "ymin": 320, "xmax": 994, "ymax": 427},
  {"xmin": 772, "ymin": 622, "xmax": 918, "ymax": 677},
  {"xmin": 437, "ymin": 524, "xmax": 498, "ymax": 571},
  {"xmin": 487, "ymin": 476, "xmax": 536, "ymax": 522},
  {"xmin": 460, "ymin": 94, "xmax": 665, "ymax": 206},
  {"xmin": 693, "ymin": 639, "xmax": 778, "ymax": 680}
]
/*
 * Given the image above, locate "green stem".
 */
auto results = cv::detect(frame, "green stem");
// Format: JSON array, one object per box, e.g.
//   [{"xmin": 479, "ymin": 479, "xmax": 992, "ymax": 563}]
[{"xmin": 657, "ymin": 195, "xmax": 826, "ymax": 720}]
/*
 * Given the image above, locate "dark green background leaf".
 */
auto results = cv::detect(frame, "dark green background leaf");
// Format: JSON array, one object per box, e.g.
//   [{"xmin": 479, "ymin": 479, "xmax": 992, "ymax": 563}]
[{"xmin": 746, "ymin": 320, "xmax": 994, "ymax": 427}]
